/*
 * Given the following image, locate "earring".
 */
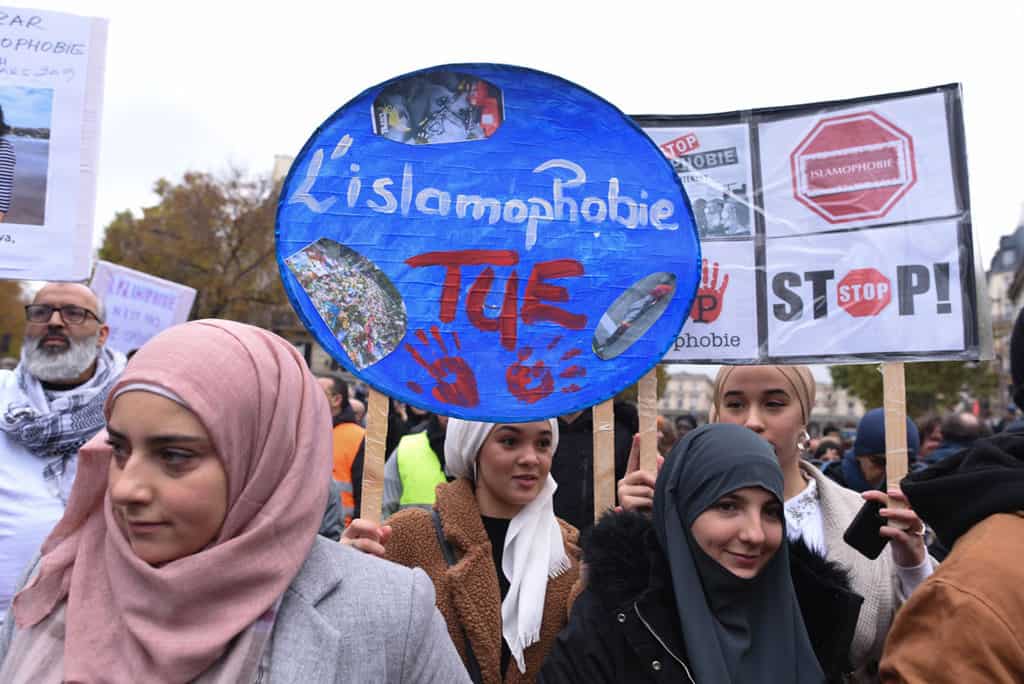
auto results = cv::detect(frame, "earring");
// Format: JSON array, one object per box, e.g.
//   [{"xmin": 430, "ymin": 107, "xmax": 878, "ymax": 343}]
[{"xmin": 797, "ymin": 429, "xmax": 811, "ymax": 452}]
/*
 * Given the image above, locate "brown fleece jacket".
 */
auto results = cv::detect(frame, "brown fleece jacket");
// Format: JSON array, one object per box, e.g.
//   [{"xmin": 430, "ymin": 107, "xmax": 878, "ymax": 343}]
[{"xmin": 385, "ymin": 478, "xmax": 580, "ymax": 684}]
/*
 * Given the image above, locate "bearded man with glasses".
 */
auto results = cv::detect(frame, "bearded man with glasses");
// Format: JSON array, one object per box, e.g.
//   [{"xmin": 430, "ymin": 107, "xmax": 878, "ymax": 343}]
[{"xmin": 0, "ymin": 282, "xmax": 126, "ymax": 625}]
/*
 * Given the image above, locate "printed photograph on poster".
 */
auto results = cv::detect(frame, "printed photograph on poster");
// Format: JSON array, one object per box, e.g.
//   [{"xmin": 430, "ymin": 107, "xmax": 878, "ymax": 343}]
[
  {"xmin": 285, "ymin": 238, "xmax": 407, "ymax": 370},
  {"xmin": 0, "ymin": 86, "xmax": 52, "ymax": 226},
  {"xmin": 593, "ymin": 272, "xmax": 676, "ymax": 360},
  {"xmin": 642, "ymin": 123, "xmax": 754, "ymax": 240},
  {"xmin": 372, "ymin": 71, "xmax": 504, "ymax": 145},
  {"xmin": 765, "ymin": 220, "xmax": 964, "ymax": 358},
  {"xmin": 758, "ymin": 91, "xmax": 958, "ymax": 238},
  {"xmin": 664, "ymin": 242, "xmax": 759, "ymax": 362},
  {"xmin": 0, "ymin": 8, "xmax": 106, "ymax": 281}
]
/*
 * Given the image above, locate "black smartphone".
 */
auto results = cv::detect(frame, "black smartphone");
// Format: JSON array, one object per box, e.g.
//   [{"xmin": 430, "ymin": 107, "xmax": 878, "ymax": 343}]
[{"xmin": 843, "ymin": 498, "xmax": 890, "ymax": 559}]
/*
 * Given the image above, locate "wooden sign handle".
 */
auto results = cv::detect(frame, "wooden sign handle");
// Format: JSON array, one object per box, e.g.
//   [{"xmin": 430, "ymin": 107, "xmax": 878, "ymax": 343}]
[
  {"xmin": 882, "ymin": 362, "xmax": 909, "ymax": 514},
  {"xmin": 638, "ymin": 368, "xmax": 658, "ymax": 473},
  {"xmin": 593, "ymin": 399, "xmax": 615, "ymax": 520},
  {"xmin": 360, "ymin": 389, "xmax": 389, "ymax": 524}
]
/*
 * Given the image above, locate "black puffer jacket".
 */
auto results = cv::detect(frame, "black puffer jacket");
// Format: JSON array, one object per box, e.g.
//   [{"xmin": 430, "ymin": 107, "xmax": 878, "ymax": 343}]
[{"xmin": 539, "ymin": 511, "xmax": 863, "ymax": 684}]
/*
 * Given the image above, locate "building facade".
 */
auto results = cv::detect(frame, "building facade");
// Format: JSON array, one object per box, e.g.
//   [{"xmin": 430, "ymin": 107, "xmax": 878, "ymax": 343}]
[
  {"xmin": 808, "ymin": 381, "xmax": 866, "ymax": 434},
  {"xmin": 991, "ymin": 204, "xmax": 1024, "ymax": 412},
  {"xmin": 660, "ymin": 369, "xmax": 865, "ymax": 430},
  {"xmin": 659, "ymin": 370, "xmax": 714, "ymax": 421}
]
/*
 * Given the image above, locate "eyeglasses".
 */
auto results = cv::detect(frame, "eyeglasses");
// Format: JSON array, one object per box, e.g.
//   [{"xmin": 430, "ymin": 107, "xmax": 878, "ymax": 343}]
[{"xmin": 25, "ymin": 304, "xmax": 102, "ymax": 325}]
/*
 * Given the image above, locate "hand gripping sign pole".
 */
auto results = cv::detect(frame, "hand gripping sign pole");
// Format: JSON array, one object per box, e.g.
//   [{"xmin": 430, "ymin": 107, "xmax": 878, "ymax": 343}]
[
  {"xmin": 592, "ymin": 366, "xmax": 660, "ymax": 520},
  {"xmin": 882, "ymin": 362, "xmax": 909, "ymax": 518},
  {"xmin": 591, "ymin": 366, "xmax": 658, "ymax": 520}
]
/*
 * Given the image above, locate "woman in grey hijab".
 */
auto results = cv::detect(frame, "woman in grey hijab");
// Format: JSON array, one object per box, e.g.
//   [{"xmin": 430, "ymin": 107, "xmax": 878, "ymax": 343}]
[{"xmin": 540, "ymin": 423, "xmax": 826, "ymax": 683}]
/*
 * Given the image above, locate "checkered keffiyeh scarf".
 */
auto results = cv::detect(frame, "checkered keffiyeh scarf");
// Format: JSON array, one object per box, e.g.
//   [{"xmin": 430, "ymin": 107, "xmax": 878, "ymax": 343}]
[{"xmin": 1, "ymin": 346, "xmax": 126, "ymax": 466}]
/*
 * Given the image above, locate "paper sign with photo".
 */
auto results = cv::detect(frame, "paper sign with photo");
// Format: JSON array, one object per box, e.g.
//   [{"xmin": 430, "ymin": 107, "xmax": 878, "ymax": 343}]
[
  {"xmin": 0, "ymin": 7, "xmax": 107, "ymax": 281},
  {"xmin": 637, "ymin": 84, "xmax": 981, "ymax": 365},
  {"xmin": 644, "ymin": 123, "xmax": 754, "ymax": 241}
]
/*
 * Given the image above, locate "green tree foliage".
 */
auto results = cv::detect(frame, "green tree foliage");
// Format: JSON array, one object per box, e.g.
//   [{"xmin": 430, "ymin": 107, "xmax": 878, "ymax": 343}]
[
  {"xmin": 0, "ymin": 280, "xmax": 27, "ymax": 358},
  {"xmin": 98, "ymin": 170, "xmax": 300, "ymax": 332},
  {"xmin": 830, "ymin": 361, "xmax": 999, "ymax": 418}
]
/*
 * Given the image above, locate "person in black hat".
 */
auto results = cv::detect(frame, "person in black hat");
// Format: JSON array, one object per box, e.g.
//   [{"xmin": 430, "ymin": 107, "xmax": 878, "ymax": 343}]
[
  {"xmin": 822, "ymin": 408, "xmax": 920, "ymax": 493},
  {"xmin": 879, "ymin": 431, "xmax": 1024, "ymax": 683}
]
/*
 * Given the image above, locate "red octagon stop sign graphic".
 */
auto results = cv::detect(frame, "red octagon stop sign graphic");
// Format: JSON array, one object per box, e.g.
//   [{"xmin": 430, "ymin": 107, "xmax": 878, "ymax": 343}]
[
  {"xmin": 838, "ymin": 268, "xmax": 891, "ymax": 317},
  {"xmin": 790, "ymin": 111, "xmax": 916, "ymax": 223}
]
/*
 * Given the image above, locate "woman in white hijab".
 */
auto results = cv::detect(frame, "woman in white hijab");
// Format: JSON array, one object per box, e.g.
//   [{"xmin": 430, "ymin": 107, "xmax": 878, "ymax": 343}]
[{"xmin": 344, "ymin": 418, "xmax": 580, "ymax": 684}]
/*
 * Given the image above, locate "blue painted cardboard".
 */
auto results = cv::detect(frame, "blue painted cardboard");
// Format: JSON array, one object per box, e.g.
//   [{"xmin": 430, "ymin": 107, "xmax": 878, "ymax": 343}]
[{"xmin": 277, "ymin": 64, "xmax": 700, "ymax": 421}]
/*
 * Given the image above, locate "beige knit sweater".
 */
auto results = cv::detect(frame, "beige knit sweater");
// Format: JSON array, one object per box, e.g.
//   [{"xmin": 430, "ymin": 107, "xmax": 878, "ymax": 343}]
[{"xmin": 799, "ymin": 461, "xmax": 898, "ymax": 682}]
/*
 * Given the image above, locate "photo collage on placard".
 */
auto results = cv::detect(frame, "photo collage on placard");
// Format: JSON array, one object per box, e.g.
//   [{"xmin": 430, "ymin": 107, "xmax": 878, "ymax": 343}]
[{"xmin": 285, "ymin": 237, "xmax": 407, "ymax": 370}]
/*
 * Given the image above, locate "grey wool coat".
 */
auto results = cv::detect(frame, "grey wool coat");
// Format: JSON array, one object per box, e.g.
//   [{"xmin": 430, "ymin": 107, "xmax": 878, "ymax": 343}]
[{"xmin": 1, "ymin": 537, "xmax": 471, "ymax": 683}]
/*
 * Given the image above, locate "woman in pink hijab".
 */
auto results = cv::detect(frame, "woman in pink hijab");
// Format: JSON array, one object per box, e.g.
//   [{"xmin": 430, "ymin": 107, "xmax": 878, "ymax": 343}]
[{"xmin": 0, "ymin": 320, "xmax": 468, "ymax": 684}]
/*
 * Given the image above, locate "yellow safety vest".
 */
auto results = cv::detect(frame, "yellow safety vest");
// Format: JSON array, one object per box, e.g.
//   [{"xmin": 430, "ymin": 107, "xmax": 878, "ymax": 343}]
[{"xmin": 396, "ymin": 431, "xmax": 446, "ymax": 507}]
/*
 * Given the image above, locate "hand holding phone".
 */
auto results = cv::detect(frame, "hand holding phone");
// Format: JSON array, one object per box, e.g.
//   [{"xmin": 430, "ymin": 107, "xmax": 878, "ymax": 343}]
[{"xmin": 843, "ymin": 498, "xmax": 890, "ymax": 559}]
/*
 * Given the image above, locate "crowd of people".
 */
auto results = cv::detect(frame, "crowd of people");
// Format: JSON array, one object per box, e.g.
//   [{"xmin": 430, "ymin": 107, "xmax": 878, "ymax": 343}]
[
  {"xmin": 286, "ymin": 238, "xmax": 406, "ymax": 370},
  {"xmin": 0, "ymin": 281, "xmax": 1022, "ymax": 682}
]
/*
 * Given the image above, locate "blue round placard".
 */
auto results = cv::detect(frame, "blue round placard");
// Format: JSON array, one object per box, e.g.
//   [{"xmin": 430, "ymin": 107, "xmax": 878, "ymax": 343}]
[{"xmin": 277, "ymin": 64, "xmax": 700, "ymax": 421}]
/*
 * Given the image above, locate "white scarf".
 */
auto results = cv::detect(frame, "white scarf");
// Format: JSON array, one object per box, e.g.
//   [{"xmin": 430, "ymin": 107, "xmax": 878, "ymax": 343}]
[{"xmin": 444, "ymin": 418, "xmax": 570, "ymax": 673}]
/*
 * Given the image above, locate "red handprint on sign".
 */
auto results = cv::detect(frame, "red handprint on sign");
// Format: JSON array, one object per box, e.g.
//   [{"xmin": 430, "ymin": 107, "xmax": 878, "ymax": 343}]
[
  {"xmin": 506, "ymin": 348, "xmax": 554, "ymax": 404},
  {"xmin": 506, "ymin": 340, "xmax": 585, "ymax": 404},
  {"xmin": 405, "ymin": 326, "xmax": 480, "ymax": 407},
  {"xmin": 690, "ymin": 259, "xmax": 730, "ymax": 324}
]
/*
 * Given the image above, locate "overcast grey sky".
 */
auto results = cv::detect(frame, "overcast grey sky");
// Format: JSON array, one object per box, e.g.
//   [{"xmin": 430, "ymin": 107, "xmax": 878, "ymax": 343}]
[
  {"xmin": 17, "ymin": 0, "xmax": 1016, "ymax": 383},
  {"xmin": 21, "ymin": 0, "xmax": 1022, "ymax": 270}
]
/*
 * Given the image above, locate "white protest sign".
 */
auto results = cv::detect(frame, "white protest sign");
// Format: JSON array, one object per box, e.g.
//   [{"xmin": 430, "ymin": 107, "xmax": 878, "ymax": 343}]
[
  {"xmin": 758, "ymin": 92, "xmax": 958, "ymax": 237},
  {"xmin": 642, "ymin": 122, "xmax": 760, "ymax": 361},
  {"xmin": 90, "ymin": 261, "xmax": 196, "ymax": 353},
  {"xmin": 669, "ymin": 241, "xmax": 759, "ymax": 361},
  {"xmin": 637, "ymin": 84, "xmax": 982, "ymax": 364},
  {"xmin": 766, "ymin": 220, "xmax": 963, "ymax": 357},
  {"xmin": 0, "ymin": 7, "xmax": 107, "ymax": 281}
]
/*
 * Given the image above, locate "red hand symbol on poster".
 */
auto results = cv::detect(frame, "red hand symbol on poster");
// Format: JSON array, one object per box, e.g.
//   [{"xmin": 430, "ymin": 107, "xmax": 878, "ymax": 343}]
[
  {"xmin": 405, "ymin": 326, "xmax": 480, "ymax": 407},
  {"xmin": 506, "ymin": 339, "xmax": 585, "ymax": 404},
  {"xmin": 690, "ymin": 259, "xmax": 730, "ymax": 324}
]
